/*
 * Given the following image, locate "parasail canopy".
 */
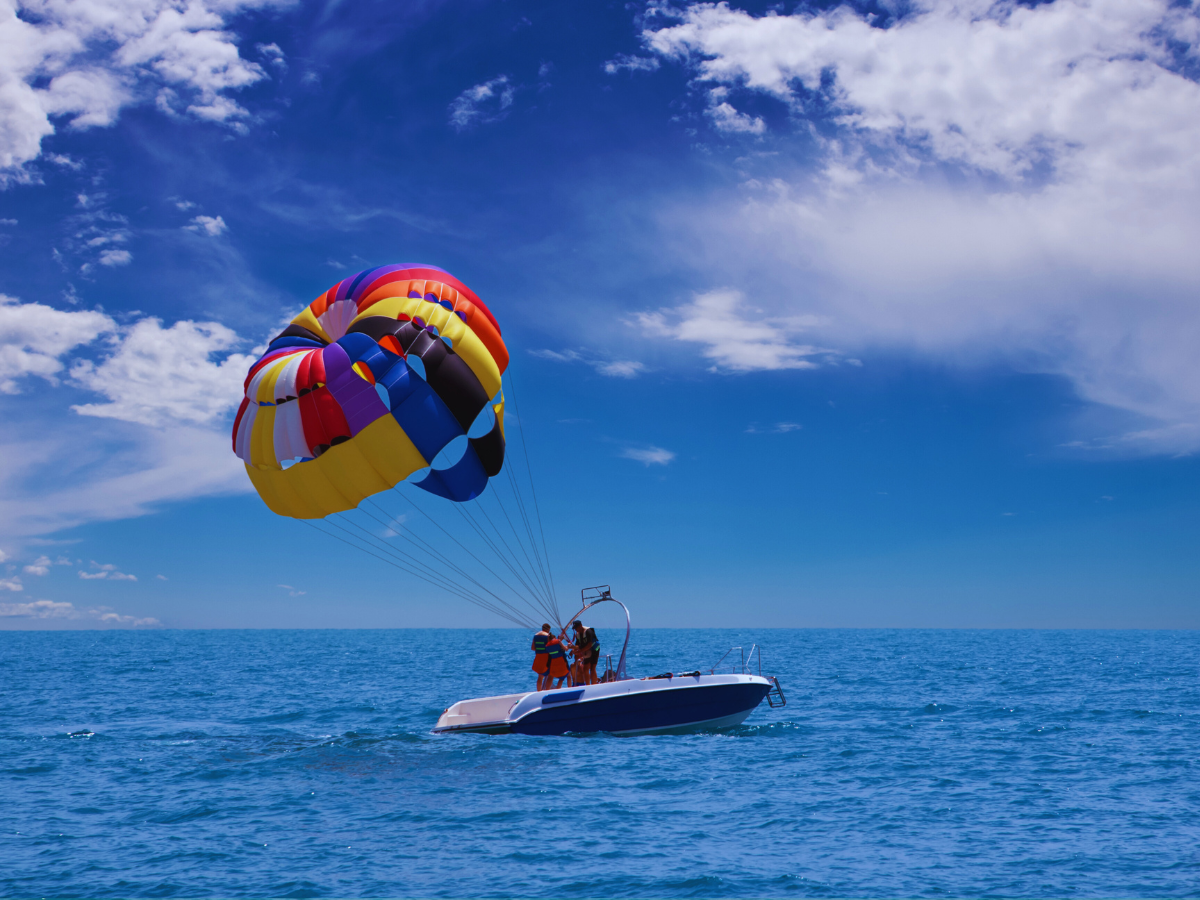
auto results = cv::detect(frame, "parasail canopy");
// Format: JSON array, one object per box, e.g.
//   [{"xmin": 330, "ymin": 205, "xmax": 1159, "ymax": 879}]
[{"xmin": 233, "ymin": 264, "xmax": 510, "ymax": 518}]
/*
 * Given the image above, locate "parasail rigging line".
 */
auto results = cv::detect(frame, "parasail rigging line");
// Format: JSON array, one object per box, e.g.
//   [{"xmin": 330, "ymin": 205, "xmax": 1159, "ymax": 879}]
[
  {"xmin": 390, "ymin": 487, "xmax": 561, "ymax": 627},
  {"xmin": 497, "ymin": 461, "xmax": 554, "ymax": 611},
  {"xmin": 303, "ymin": 520, "xmax": 535, "ymax": 628},
  {"xmin": 326, "ymin": 513, "xmax": 523, "ymax": 622},
  {"xmin": 479, "ymin": 488, "xmax": 554, "ymax": 613},
  {"xmin": 326, "ymin": 511, "xmax": 538, "ymax": 627},
  {"xmin": 389, "ymin": 485, "xmax": 553, "ymax": 620},
  {"xmin": 361, "ymin": 496, "xmax": 555, "ymax": 627},
  {"xmin": 454, "ymin": 500, "xmax": 556, "ymax": 621},
  {"xmin": 505, "ymin": 372, "xmax": 559, "ymax": 617}
]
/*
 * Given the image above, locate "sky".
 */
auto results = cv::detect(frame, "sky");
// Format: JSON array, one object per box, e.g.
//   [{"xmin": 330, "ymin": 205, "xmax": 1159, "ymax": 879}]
[{"xmin": 1, "ymin": 0, "xmax": 1198, "ymax": 630}]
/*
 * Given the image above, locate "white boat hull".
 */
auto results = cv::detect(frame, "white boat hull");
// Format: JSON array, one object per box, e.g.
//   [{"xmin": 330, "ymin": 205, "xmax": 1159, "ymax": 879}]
[{"xmin": 433, "ymin": 673, "xmax": 774, "ymax": 736}]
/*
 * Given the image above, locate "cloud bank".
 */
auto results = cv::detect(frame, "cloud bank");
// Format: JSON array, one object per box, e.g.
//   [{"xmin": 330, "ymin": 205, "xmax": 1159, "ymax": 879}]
[
  {"xmin": 1, "ymin": 0, "xmax": 284, "ymax": 177},
  {"xmin": 0, "ymin": 295, "xmax": 253, "ymax": 543},
  {"xmin": 639, "ymin": 0, "xmax": 1200, "ymax": 452},
  {"xmin": 0, "ymin": 597, "xmax": 159, "ymax": 626}
]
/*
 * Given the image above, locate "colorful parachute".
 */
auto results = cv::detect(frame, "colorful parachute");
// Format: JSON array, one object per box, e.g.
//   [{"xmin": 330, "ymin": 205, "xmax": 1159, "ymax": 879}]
[{"xmin": 233, "ymin": 264, "xmax": 509, "ymax": 518}]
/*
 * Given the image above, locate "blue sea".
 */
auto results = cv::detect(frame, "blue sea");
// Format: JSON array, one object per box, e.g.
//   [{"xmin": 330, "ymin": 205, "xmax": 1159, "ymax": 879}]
[{"xmin": 1, "ymin": 628, "xmax": 1198, "ymax": 898}]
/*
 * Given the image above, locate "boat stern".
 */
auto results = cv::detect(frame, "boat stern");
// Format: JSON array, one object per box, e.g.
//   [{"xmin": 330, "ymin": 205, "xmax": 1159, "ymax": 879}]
[{"xmin": 433, "ymin": 691, "xmax": 529, "ymax": 734}]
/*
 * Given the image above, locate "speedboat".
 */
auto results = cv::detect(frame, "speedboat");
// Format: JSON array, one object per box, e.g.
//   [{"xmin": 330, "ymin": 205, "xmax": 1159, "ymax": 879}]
[{"xmin": 433, "ymin": 586, "xmax": 786, "ymax": 736}]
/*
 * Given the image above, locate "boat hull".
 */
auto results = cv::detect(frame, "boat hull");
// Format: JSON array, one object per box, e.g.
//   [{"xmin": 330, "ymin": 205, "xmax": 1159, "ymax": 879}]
[
  {"xmin": 433, "ymin": 674, "xmax": 773, "ymax": 736},
  {"xmin": 511, "ymin": 680, "xmax": 770, "ymax": 736}
]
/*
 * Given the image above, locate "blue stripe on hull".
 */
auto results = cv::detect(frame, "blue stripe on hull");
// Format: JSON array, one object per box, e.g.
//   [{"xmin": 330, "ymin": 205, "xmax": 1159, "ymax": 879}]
[{"xmin": 510, "ymin": 682, "xmax": 770, "ymax": 736}]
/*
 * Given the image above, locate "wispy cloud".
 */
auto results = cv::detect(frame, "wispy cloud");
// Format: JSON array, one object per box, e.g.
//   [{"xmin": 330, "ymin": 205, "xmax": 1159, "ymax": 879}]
[
  {"xmin": 602, "ymin": 54, "xmax": 660, "ymax": 75},
  {"xmin": 449, "ymin": 76, "xmax": 515, "ymax": 131},
  {"xmin": 746, "ymin": 422, "xmax": 802, "ymax": 434},
  {"xmin": 620, "ymin": 445, "xmax": 676, "ymax": 466},
  {"xmin": 78, "ymin": 561, "xmax": 136, "ymax": 581},
  {"xmin": 705, "ymin": 87, "xmax": 764, "ymax": 135},
  {"xmin": 21, "ymin": 554, "xmax": 69, "ymax": 576},
  {"xmin": 0, "ymin": 598, "xmax": 160, "ymax": 627},
  {"xmin": 184, "ymin": 215, "xmax": 228, "ymax": 236},
  {"xmin": 530, "ymin": 349, "xmax": 646, "ymax": 378},
  {"xmin": 277, "ymin": 584, "xmax": 306, "ymax": 597},
  {"xmin": 0, "ymin": 577, "xmax": 23, "ymax": 592},
  {"xmin": 633, "ymin": 290, "xmax": 831, "ymax": 373}
]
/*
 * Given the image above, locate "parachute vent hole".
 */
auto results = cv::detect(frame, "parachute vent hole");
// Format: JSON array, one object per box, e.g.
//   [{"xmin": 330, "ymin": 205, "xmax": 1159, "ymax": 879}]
[
  {"xmin": 429, "ymin": 434, "xmax": 469, "ymax": 470},
  {"xmin": 330, "ymin": 435, "xmax": 350, "ymax": 446},
  {"xmin": 467, "ymin": 403, "xmax": 497, "ymax": 439}
]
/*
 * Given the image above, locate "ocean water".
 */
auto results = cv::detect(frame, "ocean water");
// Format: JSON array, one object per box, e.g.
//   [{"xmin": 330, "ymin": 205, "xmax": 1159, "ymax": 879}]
[{"xmin": 1, "ymin": 628, "xmax": 1197, "ymax": 898}]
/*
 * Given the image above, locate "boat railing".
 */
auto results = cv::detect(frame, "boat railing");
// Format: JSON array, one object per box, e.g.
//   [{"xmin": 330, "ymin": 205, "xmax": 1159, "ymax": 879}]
[
  {"xmin": 565, "ymin": 587, "xmax": 631, "ymax": 681},
  {"xmin": 709, "ymin": 644, "xmax": 762, "ymax": 676}
]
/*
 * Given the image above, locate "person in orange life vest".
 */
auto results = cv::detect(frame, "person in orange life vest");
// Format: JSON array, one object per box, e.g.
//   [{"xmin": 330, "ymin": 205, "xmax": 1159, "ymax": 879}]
[
  {"xmin": 531, "ymin": 624, "xmax": 552, "ymax": 691},
  {"xmin": 546, "ymin": 630, "xmax": 571, "ymax": 689}
]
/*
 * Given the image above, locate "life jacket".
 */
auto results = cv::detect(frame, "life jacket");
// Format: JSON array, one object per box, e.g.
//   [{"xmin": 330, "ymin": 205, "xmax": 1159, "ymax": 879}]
[
  {"xmin": 532, "ymin": 632, "xmax": 548, "ymax": 654},
  {"xmin": 547, "ymin": 636, "xmax": 566, "ymax": 660}
]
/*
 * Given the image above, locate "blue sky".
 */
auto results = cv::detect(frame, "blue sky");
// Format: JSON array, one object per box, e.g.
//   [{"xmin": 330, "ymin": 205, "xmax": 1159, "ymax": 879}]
[{"xmin": 1, "ymin": 0, "xmax": 1198, "ymax": 630}]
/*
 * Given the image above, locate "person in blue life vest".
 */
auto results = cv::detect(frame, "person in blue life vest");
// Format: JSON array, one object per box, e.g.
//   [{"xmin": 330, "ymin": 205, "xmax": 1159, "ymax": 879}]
[{"xmin": 531, "ymin": 624, "xmax": 552, "ymax": 691}]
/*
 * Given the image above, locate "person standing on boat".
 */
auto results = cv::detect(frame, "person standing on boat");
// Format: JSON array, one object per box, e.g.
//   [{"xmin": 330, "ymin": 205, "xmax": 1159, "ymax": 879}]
[
  {"xmin": 583, "ymin": 624, "xmax": 601, "ymax": 685},
  {"xmin": 570, "ymin": 620, "xmax": 593, "ymax": 685},
  {"xmin": 532, "ymin": 624, "xmax": 552, "ymax": 691},
  {"xmin": 546, "ymin": 630, "xmax": 570, "ymax": 689}
]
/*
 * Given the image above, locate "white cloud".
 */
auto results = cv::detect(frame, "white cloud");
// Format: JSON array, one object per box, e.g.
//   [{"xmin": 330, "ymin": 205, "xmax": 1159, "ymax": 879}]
[
  {"xmin": 79, "ymin": 561, "xmax": 136, "ymax": 581},
  {"xmin": 0, "ymin": 598, "xmax": 72, "ymax": 617},
  {"xmin": 70, "ymin": 318, "xmax": 253, "ymax": 426},
  {"xmin": 0, "ymin": 598, "xmax": 159, "ymax": 626},
  {"xmin": 596, "ymin": 360, "xmax": 647, "ymax": 378},
  {"xmin": 23, "ymin": 555, "xmax": 52, "ymax": 576},
  {"xmin": 603, "ymin": 53, "xmax": 661, "ymax": 74},
  {"xmin": 277, "ymin": 583, "xmax": 306, "ymax": 596},
  {"xmin": 93, "ymin": 607, "xmax": 160, "ymax": 626},
  {"xmin": 747, "ymin": 421, "xmax": 802, "ymax": 434},
  {"xmin": 448, "ymin": 75, "xmax": 515, "ymax": 131},
  {"xmin": 634, "ymin": 289, "xmax": 828, "ymax": 372},
  {"xmin": 620, "ymin": 445, "xmax": 676, "ymax": 465},
  {"xmin": 0, "ymin": 0, "xmax": 281, "ymax": 176},
  {"xmin": 530, "ymin": 348, "xmax": 647, "ymax": 378},
  {"xmin": 0, "ymin": 294, "xmax": 115, "ymax": 393},
  {"xmin": 642, "ymin": 0, "xmax": 1200, "ymax": 453},
  {"xmin": 707, "ymin": 100, "xmax": 765, "ymax": 134},
  {"xmin": 0, "ymin": 577, "xmax": 23, "ymax": 592},
  {"xmin": 705, "ymin": 86, "xmax": 764, "ymax": 134},
  {"xmin": 257, "ymin": 41, "xmax": 285, "ymax": 70},
  {"xmin": 184, "ymin": 214, "xmax": 227, "ymax": 236},
  {"xmin": 97, "ymin": 248, "xmax": 132, "ymax": 266},
  {"xmin": 0, "ymin": 295, "xmax": 255, "ymax": 542},
  {"xmin": 0, "ymin": 416, "xmax": 249, "ymax": 542}
]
